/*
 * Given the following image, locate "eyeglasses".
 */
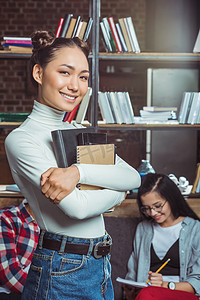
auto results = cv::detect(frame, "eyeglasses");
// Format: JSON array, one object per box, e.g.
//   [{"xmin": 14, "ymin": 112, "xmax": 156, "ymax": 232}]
[{"xmin": 140, "ymin": 200, "xmax": 167, "ymax": 216}]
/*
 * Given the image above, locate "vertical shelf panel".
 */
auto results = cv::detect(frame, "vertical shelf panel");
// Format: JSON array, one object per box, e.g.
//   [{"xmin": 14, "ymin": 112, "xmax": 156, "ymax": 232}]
[{"xmin": 90, "ymin": 0, "xmax": 100, "ymax": 128}]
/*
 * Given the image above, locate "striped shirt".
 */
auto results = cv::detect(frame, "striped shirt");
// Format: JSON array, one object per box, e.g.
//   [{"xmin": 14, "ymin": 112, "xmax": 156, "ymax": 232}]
[{"xmin": 0, "ymin": 200, "xmax": 39, "ymax": 293}]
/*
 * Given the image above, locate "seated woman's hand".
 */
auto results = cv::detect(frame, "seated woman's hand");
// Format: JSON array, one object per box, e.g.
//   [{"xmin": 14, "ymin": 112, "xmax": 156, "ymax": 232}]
[
  {"xmin": 41, "ymin": 165, "xmax": 80, "ymax": 204},
  {"xmin": 148, "ymin": 271, "xmax": 163, "ymax": 287}
]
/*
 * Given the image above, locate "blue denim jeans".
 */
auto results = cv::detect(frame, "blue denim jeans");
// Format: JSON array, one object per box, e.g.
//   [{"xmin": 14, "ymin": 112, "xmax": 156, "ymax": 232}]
[{"xmin": 21, "ymin": 231, "xmax": 114, "ymax": 300}]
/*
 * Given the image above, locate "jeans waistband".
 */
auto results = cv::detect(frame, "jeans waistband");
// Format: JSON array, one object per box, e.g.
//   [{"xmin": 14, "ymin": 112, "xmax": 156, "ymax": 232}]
[{"xmin": 38, "ymin": 230, "xmax": 112, "ymax": 258}]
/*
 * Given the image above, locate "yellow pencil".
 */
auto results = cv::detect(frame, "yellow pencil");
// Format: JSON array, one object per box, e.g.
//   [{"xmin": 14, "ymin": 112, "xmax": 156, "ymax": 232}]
[{"xmin": 146, "ymin": 258, "xmax": 171, "ymax": 284}]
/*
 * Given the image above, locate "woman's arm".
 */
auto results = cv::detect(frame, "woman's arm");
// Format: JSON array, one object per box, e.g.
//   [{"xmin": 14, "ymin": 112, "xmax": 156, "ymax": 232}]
[{"xmin": 149, "ymin": 272, "xmax": 196, "ymax": 294}]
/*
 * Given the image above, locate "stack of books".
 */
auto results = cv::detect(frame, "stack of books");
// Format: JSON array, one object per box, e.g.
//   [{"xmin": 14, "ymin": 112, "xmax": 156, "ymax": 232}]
[
  {"xmin": 178, "ymin": 92, "xmax": 200, "ymax": 124},
  {"xmin": 98, "ymin": 91, "xmax": 135, "ymax": 124},
  {"xmin": 100, "ymin": 16, "xmax": 140, "ymax": 53},
  {"xmin": 135, "ymin": 106, "xmax": 178, "ymax": 124},
  {"xmin": 1, "ymin": 37, "xmax": 32, "ymax": 53},
  {"xmin": 56, "ymin": 14, "xmax": 93, "ymax": 41}
]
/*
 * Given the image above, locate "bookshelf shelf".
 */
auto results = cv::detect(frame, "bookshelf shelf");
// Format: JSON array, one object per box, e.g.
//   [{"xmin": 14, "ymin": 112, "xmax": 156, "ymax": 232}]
[
  {"xmin": 99, "ymin": 52, "xmax": 200, "ymax": 62},
  {"xmin": 97, "ymin": 123, "xmax": 200, "ymax": 131},
  {"xmin": 1, "ymin": 51, "xmax": 200, "ymax": 62}
]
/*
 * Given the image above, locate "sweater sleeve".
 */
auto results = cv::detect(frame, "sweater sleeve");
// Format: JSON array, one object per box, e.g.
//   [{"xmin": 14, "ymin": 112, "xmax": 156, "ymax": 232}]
[{"xmin": 5, "ymin": 130, "xmax": 140, "ymax": 219}]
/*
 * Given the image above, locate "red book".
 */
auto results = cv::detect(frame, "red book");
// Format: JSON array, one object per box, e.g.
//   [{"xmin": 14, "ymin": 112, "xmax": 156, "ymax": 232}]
[
  {"xmin": 107, "ymin": 17, "xmax": 122, "ymax": 53},
  {"xmin": 56, "ymin": 18, "xmax": 64, "ymax": 37},
  {"xmin": 63, "ymin": 103, "xmax": 80, "ymax": 123},
  {"xmin": 5, "ymin": 40, "xmax": 32, "ymax": 45}
]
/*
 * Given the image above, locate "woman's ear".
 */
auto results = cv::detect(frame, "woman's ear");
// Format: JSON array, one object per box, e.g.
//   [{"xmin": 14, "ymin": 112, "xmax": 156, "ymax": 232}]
[{"xmin": 32, "ymin": 64, "xmax": 43, "ymax": 85}]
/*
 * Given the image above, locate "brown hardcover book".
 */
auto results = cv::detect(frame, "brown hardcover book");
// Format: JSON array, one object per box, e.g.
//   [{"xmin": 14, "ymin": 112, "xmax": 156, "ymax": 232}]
[
  {"xmin": 76, "ymin": 144, "xmax": 115, "ymax": 190},
  {"xmin": 118, "ymin": 18, "xmax": 132, "ymax": 52},
  {"xmin": 65, "ymin": 18, "xmax": 77, "ymax": 38},
  {"xmin": 191, "ymin": 163, "xmax": 200, "ymax": 193},
  {"xmin": 77, "ymin": 21, "xmax": 88, "ymax": 40}
]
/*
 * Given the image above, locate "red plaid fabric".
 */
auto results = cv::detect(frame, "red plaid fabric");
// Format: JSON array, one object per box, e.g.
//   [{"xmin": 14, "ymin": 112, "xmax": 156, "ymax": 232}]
[
  {"xmin": 0, "ymin": 201, "xmax": 39, "ymax": 293},
  {"xmin": 136, "ymin": 286, "xmax": 199, "ymax": 300}
]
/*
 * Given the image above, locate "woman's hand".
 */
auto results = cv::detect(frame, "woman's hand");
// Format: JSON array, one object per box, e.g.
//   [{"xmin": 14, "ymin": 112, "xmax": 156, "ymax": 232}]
[
  {"xmin": 123, "ymin": 284, "xmax": 136, "ymax": 300},
  {"xmin": 41, "ymin": 165, "xmax": 80, "ymax": 204},
  {"xmin": 148, "ymin": 271, "xmax": 163, "ymax": 287}
]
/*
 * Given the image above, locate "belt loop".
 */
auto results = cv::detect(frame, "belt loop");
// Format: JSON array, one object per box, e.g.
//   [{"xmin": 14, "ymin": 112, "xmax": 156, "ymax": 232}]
[
  {"xmin": 60, "ymin": 236, "xmax": 67, "ymax": 253},
  {"xmin": 38, "ymin": 230, "xmax": 45, "ymax": 249},
  {"xmin": 87, "ymin": 239, "xmax": 94, "ymax": 257}
]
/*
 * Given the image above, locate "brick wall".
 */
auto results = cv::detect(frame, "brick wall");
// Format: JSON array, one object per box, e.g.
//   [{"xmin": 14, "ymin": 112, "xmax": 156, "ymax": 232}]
[{"xmin": 0, "ymin": 0, "xmax": 146, "ymax": 113}]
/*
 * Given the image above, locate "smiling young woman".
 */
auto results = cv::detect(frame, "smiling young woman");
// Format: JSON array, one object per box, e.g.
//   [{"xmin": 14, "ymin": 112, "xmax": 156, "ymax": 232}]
[
  {"xmin": 124, "ymin": 173, "xmax": 200, "ymax": 300},
  {"xmin": 5, "ymin": 31, "xmax": 141, "ymax": 299}
]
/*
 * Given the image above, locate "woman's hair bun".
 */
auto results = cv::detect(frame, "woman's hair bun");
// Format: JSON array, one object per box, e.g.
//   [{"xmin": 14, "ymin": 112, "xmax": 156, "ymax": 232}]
[{"xmin": 31, "ymin": 30, "xmax": 56, "ymax": 53}]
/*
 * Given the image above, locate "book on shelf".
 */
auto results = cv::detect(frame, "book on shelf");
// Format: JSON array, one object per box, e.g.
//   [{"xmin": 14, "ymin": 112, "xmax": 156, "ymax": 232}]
[
  {"xmin": 123, "ymin": 18, "xmax": 136, "ymax": 52},
  {"xmin": 143, "ymin": 106, "xmax": 177, "ymax": 112},
  {"xmin": 66, "ymin": 17, "xmax": 77, "ymax": 38},
  {"xmin": 56, "ymin": 17, "xmax": 64, "ymax": 37},
  {"xmin": 178, "ymin": 92, "xmax": 200, "ymax": 124},
  {"xmin": 76, "ymin": 144, "xmax": 115, "ymax": 190},
  {"xmin": 106, "ymin": 92, "xmax": 118, "ymax": 123},
  {"xmin": 98, "ymin": 92, "xmax": 115, "ymax": 123},
  {"xmin": 191, "ymin": 163, "xmax": 200, "ymax": 194},
  {"xmin": 187, "ymin": 92, "xmax": 200, "ymax": 124},
  {"xmin": 75, "ymin": 87, "xmax": 92, "ymax": 124},
  {"xmin": 98, "ymin": 91, "xmax": 135, "ymax": 124},
  {"xmin": 116, "ymin": 92, "xmax": 134, "ymax": 124},
  {"xmin": 2, "ymin": 37, "xmax": 31, "ymax": 41},
  {"xmin": 178, "ymin": 92, "xmax": 192, "ymax": 124},
  {"xmin": 109, "ymin": 92, "xmax": 123, "ymax": 124},
  {"xmin": 102, "ymin": 17, "xmax": 117, "ymax": 52},
  {"xmin": 118, "ymin": 18, "xmax": 132, "ymax": 52},
  {"xmin": 125, "ymin": 17, "xmax": 140, "ymax": 53},
  {"xmin": 3, "ymin": 40, "xmax": 32, "ymax": 45},
  {"xmin": 107, "ymin": 17, "xmax": 123, "ymax": 53},
  {"xmin": 59, "ymin": 13, "xmax": 73, "ymax": 37},
  {"xmin": 193, "ymin": 28, "xmax": 200, "ymax": 53},
  {"xmin": 100, "ymin": 22, "xmax": 113, "ymax": 52},
  {"xmin": 83, "ymin": 17, "xmax": 93, "ymax": 42},
  {"xmin": 124, "ymin": 92, "xmax": 135, "ymax": 123},
  {"xmin": 76, "ymin": 21, "xmax": 88, "ymax": 40},
  {"xmin": 51, "ymin": 127, "xmax": 107, "ymax": 168},
  {"xmin": 115, "ymin": 23, "xmax": 128, "ymax": 52},
  {"xmin": 3, "ymin": 46, "xmax": 33, "ymax": 53},
  {"xmin": 140, "ymin": 110, "xmax": 174, "ymax": 122},
  {"xmin": 71, "ymin": 16, "xmax": 82, "ymax": 38}
]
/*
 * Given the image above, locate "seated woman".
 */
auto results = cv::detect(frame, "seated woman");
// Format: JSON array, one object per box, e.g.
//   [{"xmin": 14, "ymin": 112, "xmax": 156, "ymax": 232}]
[{"xmin": 124, "ymin": 173, "xmax": 200, "ymax": 300}]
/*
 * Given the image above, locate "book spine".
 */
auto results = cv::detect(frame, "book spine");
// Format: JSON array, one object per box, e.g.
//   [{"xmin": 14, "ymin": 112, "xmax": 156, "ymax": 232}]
[
  {"xmin": 83, "ymin": 18, "xmax": 93, "ymax": 42},
  {"xmin": 59, "ymin": 14, "xmax": 73, "ymax": 37},
  {"xmin": 56, "ymin": 18, "xmax": 64, "ymax": 37},
  {"xmin": 3, "ymin": 37, "xmax": 31, "ymax": 41},
  {"xmin": 4, "ymin": 40, "xmax": 32, "ymax": 45},
  {"xmin": 100, "ymin": 22, "xmax": 112, "ymax": 52},
  {"xmin": 115, "ymin": 23, "xmax": 128, "ymax": 52},
  {"xmin": 106, "ymin": 92, "xmax": 118, "ymax": 123},
  {"xmin": 71, "ymin": 16, "xmax": 82, "ymax": 38},
  {"xmin": 66, "ymin": 104, "xmax": 80, "ymax": 123},
  {"xmin": 102, "ymin": 17, "xmax": 117, "ymax": 52},
  {"xmin": 124, "ymin": 18, "xmax": 136, "ymax": 52},
  {"xmin": 52, "ymin": 131, "xmax": 68, "ymax": 167},
  {"xmin": 118, "ymin": 18, "xmax": 132, "ymax": 52},
  {"xmin": 107, "ymin": 17, "xmax": 123, "ymax": 53},
  {"xmin": 126, "ymin": 17, "xmax": 140, "ymax": 53}
]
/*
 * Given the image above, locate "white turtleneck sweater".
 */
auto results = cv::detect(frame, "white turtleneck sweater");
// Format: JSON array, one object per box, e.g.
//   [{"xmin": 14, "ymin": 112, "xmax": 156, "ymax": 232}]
[{"xmin": 5, "ymin": 101, "xmax": 140, "ymax": 238}]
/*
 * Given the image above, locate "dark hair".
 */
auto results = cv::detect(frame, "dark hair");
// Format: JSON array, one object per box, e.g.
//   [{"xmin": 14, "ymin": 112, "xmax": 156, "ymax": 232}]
[
  {"xmin": 137, "ymin": 173, "xmax": 199, "ymax": 221},
  {"xmin": 29, "ymin": 30, "xmax": 90, "ymax": 88}
]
